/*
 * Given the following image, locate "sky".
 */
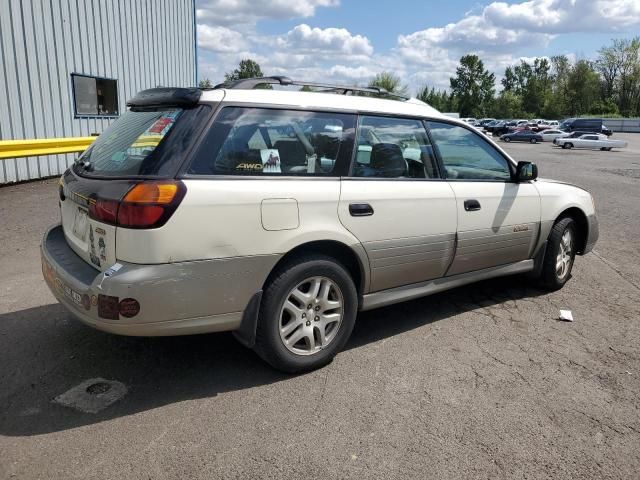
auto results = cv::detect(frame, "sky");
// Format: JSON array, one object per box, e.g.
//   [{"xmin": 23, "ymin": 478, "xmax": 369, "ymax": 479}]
[{"xmin": 195, "ymin": 0, "xmax": 640, "ymax": 94}]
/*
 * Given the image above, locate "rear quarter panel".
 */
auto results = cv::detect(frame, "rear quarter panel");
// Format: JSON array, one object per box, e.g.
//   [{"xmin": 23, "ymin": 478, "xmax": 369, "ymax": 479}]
[{"xmin": 115, "ymin": 179, "xmax": 362, "ymax": 264}]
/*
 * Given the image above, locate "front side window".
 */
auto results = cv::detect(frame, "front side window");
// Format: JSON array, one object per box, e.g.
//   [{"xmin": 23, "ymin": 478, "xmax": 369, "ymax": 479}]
[
  {"xmin": 353, "ymin": 116, "xmax": 438, "ymax": 178},
  {"xmin": 427, "ymin": 121, "xmax": 512, "ymax": 181},
  {"xmin": 72, "ymin": 74, "xmax": 118, "ymax": 116},
  {"xmin": 188, "ymin": 107, "xmax": 356, "ymax": 176}
]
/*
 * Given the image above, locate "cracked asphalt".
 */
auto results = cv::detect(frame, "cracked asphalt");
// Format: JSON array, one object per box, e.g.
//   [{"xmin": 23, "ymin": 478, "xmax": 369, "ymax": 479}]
[{"xmin": 1, "ymin": 133, "xmax": 639, "ymax": 479}]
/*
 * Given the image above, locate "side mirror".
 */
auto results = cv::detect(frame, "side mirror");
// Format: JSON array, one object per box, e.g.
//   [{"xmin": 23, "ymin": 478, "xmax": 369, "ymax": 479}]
[{"xmin": 516, "ymin": 161, "xmax": 538, "ymax": 181}]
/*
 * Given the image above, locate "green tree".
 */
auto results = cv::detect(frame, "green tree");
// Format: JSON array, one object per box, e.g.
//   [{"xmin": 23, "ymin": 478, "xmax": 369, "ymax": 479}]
[
  {"xmin": 501, "ymin": 66, "xmax": 518, "ymax": 92},
  {"xmin": 449, "ymin": 55, "xmax": 495, "ymax": 117},
  {"xmin": 596, "ymin": 43, "xmax": 621, "ymax": 101},
  {"xmin": 416, "ymin": 85, "xmax": 451, "ymax": 111},
  {"xmin": 224, "ymin": 59, "xmax": 264, "ymax": 82},
  {"xmin": 491, "ymin": 90, "xmax": 525, "ymax": 118},
  {"xmin": 566, "ymin": 60, "xmax": 601, "ymax": 115},
  {"xmin": 523, "ymin": 58, "xmax": 552, "ymax": 114},
  {"xmin": 613, "ymin": 38, "xmax": 640, "ymax": 116},
  {"xmin": 198, "ymin": 78, "xmax": 213, "ymax": 88},
  {"xmin": 368, "ymin": 72, "xmax": 409, "ymax": 96},
  {"xmin": 549, "ymin": 55, "xmax": 572, "ymax": 116}
]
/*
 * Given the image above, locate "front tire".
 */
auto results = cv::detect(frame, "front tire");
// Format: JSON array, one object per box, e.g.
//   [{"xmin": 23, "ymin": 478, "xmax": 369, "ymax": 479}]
[
  {"xmin": 504, "ymin": 137, "xmax": 511, "ymax": 142},
  {"xmin": 539, "ymin": 217, "xmax": 577, "ymax": 291},
  {"xmin": 254, "ymin": 255, "xmax": 358, "ymax": 373}
]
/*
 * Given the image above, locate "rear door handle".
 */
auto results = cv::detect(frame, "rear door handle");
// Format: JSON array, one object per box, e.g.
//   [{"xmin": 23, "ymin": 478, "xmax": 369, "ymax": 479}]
[
  {"xmin": 464, "ymin": 199, "xmax": 481, "ymax": 211},
  {"xmin": 349, "ymin": 203, "xmax": 374, "ymax": 217}
]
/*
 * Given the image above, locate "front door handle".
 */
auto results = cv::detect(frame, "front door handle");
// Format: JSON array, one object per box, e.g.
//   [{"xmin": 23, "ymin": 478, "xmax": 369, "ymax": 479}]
[
  {"xmin": 349, "ymin": 203, "xmax": 374, "ymax": 217},
  {"xmin": 464, "ymin": 199, "xmax": 481, "ymax": 211}
]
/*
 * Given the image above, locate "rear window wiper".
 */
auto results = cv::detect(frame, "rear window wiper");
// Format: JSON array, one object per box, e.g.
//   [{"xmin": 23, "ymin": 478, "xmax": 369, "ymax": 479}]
[{"xmin": 75, "ymin": 159, "xmax": 94, "ymax": 172}]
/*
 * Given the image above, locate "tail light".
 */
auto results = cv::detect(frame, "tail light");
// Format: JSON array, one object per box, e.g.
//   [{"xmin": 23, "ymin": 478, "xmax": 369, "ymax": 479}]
[{"xmin": 88, "ymin": 181, "xmax": 186, "ymax": 229}]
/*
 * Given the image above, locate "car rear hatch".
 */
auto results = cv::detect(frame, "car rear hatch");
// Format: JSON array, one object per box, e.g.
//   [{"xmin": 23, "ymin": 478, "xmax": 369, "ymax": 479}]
[{"xmin": 58, "ymin": 87, "xmax": 212, "ymax": 271}]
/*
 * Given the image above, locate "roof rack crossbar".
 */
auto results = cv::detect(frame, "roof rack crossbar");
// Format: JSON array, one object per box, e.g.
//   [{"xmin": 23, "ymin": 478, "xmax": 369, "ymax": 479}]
[{"xmin": 212, "ymin": 76, "xmax": 409, "ymax": 100}]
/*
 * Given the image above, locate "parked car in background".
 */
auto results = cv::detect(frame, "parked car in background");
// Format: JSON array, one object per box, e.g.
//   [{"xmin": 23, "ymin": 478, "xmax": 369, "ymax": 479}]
[
  {"xmin": 477, "ymin": 118, "xmax": 496, "ymax": 127},
  {"xmin": 539, "ymin": 129, "xmax": 570, "ymax": 142},
  {"xmin": 565, "ymin": 131, "xmax": 596, "ymax": 139},
  {"xmin": 460, "ymin": 117, "xmax": 477, "ymax": 124},
  {"xmin": 547, "ymin": 120, "xmax": 559, "ymax": 128},
  {"xmin": 501, "ymin": 130, "xmax": 543, "ymax": 143},
  {"xmin": 560, "ymin": 117, "xmax": 611, "ymax": 136},
  {"xmin": 493, "ymin": 121, "xmax": 516, "ymax": 136},
  {"xmin": 553, "ymin": 133, "xmax": 628, "ymax": 150},
  {"xmin": 484, "ymin": 120, "xmax": 502, "ymax": 133},
  {"xmin": 602, "ymin": 124, "xmax": 612, "ymax": 136}
]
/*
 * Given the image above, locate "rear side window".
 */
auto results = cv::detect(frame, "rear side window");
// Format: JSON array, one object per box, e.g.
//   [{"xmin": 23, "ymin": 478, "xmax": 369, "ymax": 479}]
[
  {"xmin": 188, "ymin": 107, "xmax": 356, "ymax": 176},
  {"xmin": 74, "ymin": 106, "xmax": 211, "ymax": 177},
  {"xmin": 427, "ymin": 121, "xmax": 512, "ymax": 181}
]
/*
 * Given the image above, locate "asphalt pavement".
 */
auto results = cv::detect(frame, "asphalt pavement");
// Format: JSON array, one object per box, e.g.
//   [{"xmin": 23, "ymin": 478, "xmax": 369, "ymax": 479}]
[{"xmin": 1, "ymin": 133, "xmax": 639, "ymax": 479}]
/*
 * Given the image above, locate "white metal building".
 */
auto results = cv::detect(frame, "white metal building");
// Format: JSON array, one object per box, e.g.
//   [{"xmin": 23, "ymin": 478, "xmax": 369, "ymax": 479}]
[{"xmin": 0, "ymin": 0, "xmax": 196, "ymax": 184}]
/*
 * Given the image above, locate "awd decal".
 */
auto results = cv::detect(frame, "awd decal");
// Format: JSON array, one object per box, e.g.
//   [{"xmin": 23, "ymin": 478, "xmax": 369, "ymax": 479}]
[{"xmin": 236, "ymin": 163, "xmax": 263, "ymax": 171}]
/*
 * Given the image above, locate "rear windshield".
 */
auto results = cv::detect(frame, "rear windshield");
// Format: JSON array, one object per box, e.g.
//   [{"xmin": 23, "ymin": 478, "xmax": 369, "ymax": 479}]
[{"xmin": 74, "ymin": 106, "xmax": 211, "ymax": 177}]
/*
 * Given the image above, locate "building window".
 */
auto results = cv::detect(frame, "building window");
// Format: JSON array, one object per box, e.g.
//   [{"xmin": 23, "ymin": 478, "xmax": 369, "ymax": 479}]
[{"xmin": 71, "ymin": 73, "xmax": 119, "ymax": 117}]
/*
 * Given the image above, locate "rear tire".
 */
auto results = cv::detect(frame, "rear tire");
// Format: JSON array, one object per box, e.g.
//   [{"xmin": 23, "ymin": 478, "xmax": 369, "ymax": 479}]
[
  {"xmin": 530, "ymin": 138, "xmax": 537, "ymax": 144},
  {"xmin": 539, "ymin": 217, "xmax": 577, "ymax": 291},
  {"xmin": 254, "ymin": 254, "xmax": 358, "ymax": 373},
  {"xmin": 566, "ymin": 143, "xmax": 574, "ymax": 149},
  {"xmin": 504, "ymin": 137, "xmax": 511, "ymax": 142}
]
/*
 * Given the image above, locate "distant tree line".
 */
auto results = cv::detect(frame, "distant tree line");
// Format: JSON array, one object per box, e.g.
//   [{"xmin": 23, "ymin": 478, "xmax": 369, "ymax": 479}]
[
  {"xmin": 412, "ymin": 37, "xmax": 640, "ymax": 119},
  {"xmin": 199, "ymin": 37, "xmax": 640, "ymax": 119}
]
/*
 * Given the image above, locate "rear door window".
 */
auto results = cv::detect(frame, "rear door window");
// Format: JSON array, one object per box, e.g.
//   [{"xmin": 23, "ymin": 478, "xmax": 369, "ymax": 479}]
[
  {"xmin": 187, "ymin": 107, "xmax": 356, "ymax": 176},
  {"xmin": 352, "ymin": 116, "xmax": 438, "ymax": 178}
]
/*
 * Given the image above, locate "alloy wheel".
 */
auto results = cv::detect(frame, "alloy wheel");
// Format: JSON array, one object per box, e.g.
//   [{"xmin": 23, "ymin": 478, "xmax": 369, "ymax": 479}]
[
  {"xmin": 279, "ymin": 276, "xmax": 343, "ymax": 356},
  {"xmin": 556, "ymin": 229, "xmax": 573, "ymax": 279}
]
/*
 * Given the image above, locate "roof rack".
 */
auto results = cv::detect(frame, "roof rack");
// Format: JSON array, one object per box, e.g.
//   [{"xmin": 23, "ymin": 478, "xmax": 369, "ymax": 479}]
[{"xmin": 210, "ymin": 76, "xmax": 409, "ymax": 101}]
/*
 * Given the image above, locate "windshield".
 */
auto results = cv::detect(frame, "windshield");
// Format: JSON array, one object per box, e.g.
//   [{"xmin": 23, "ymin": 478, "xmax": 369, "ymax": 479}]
[
  {"xmin": 73, "ymin": 106, "xmax": 210, "ymax": 178},
  {"xmin": 559, "ymin": 119, "xmax": 574, "ymax": 130}
]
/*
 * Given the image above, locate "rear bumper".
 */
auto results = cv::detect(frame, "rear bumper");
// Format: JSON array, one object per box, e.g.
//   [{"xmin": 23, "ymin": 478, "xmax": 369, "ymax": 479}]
[{"xmin": 41, "ymin": 224, "xmax": 279, "ymax": 336}]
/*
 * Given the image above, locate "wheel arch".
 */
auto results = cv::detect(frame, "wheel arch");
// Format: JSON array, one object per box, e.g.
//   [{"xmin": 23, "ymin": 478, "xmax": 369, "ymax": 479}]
[
  {"xmin": 263, "ymin": 240, "xmax": 370, "ymax": 299},
  {"xmin": 555, "ymin": 207, "xmax": 589, "ymax": 254}
]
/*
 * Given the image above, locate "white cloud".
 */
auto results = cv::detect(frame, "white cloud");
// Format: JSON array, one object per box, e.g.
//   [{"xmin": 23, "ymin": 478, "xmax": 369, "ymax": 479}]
[
  {"xmin": 328, "ymin": 65, "xmax": 377, "ymax": 80},
  {"xmin": 197, "ymin": 0, "xmax": 339, "ymax": 26},
  {"xmin": 283, "ymin": 24, "xmax": 373, "ymax": 56},
  {"xmin": 485, "ymin": 0, "xmax": 640, "ymax": 34},
  {"xmin": 397, "ymin": 14, "xmax": 551, "ymax": 58},
  {"xmin": 197, "ymin": 25, "xmax": 249, "ymax": 53}
]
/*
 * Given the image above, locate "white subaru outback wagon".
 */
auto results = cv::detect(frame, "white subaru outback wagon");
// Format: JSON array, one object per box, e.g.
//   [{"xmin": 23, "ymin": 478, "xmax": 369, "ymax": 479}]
[{"xmin": 42, "ymin": 77, "xmax": 598, "ymax": 372}]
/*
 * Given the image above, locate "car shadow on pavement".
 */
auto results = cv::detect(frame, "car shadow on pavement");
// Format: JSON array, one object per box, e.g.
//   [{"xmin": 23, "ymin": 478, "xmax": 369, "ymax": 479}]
[{"xmin": 0, "ymin": 274, "xmax": 546, "ymax": 437}]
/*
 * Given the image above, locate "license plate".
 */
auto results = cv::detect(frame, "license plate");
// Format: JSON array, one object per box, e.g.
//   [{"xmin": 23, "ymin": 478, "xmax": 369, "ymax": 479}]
[
  {"xmin": 72, "ymin": 207, "xmax": 89, "ymax": 242},
  {"xmin": 43, "ymin": 256, "xmax": 83, "ymax": 307},
  {"xmin": 57, "ymin": 279, "xmax": 83, "ymax": 305}
]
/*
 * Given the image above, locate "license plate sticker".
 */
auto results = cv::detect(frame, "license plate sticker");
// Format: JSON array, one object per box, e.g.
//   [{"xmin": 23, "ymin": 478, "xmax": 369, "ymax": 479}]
[{"xmin": 72, "ymin": 207, "xmax": 89, "ymax": 242}]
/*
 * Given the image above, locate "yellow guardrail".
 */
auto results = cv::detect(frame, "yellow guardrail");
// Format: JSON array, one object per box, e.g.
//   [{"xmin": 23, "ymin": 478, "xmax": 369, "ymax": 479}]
[
  {"xmin": 0, "ymin": 135, "xmax": 163, "ymax": 160},
  {"xmin": 0, "ymin": 137, "xmax": 97, "ymax": 159}
]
